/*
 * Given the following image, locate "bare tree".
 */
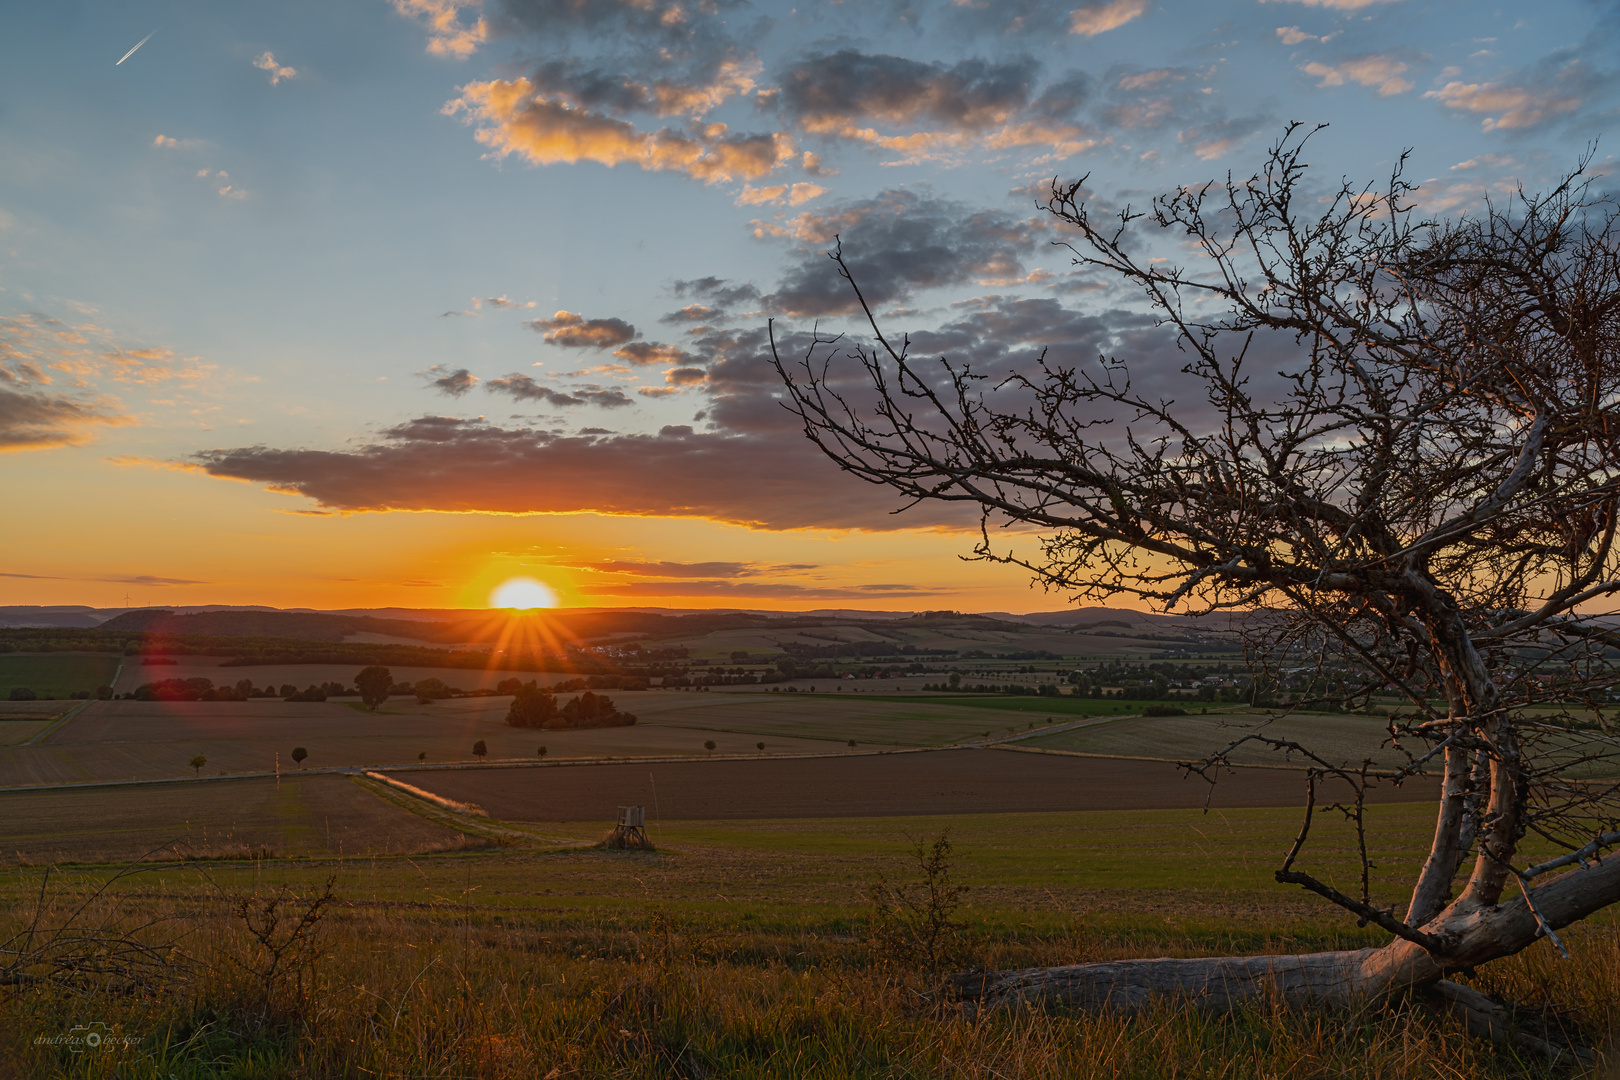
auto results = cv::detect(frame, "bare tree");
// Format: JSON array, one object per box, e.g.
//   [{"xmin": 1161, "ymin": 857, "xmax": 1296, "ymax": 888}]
[{"xmin": 774, "ymin": 125, "xmax": 1620, "ymax": 1023}]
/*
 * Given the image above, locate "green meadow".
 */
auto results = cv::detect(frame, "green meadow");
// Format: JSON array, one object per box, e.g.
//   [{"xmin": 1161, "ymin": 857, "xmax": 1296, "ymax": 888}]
[{"xmin": 0, "ymin": 652, "xmax": 121, "ymax": 699}]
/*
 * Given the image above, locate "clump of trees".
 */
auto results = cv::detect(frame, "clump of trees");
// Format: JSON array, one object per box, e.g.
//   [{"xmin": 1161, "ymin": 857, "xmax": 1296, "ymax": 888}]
[
  {"xmin": 504, "ymin": 686, "xmax": 636, "ymax": 729},
  {"xmin": 412, "ymin": 677, "xmax": 458, "ymax": 703}
]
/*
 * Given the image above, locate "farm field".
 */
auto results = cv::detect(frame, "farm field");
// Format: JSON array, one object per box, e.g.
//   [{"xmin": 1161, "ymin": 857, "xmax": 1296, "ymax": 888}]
[
  {"xmin": 660, "ymin": 617, "xmax": 1238, "ymax": 663},
  {"xmin": 0, "ymin": 774, "xmax": 474, "ymax": 865},
  {"xmin": 0, "ymin": 718, "xmax": 57, "ymax": 746},
  {"xmin": 0, "ymin": 651, "xmax": 121, "ymax": 698},
  {"xmin": 0, "ymin": 697, "xmax": 844, "ymax": 787},
  {"xmin": 1025, "ymin": 709, "xmax": 1620, "ymax": 778},
  {"xmin": 393, "ymin": 746, "xmax": 1434, "ymax": 824},
  {"xmin": 0, "ymin": 692, "xmax": 1132, "ymax": 789},
  {"xmin": 1026, "ymin": 710, "xmax": 1407, "ymax": 768},
  {"xmin": 109, "ymin": 656, "xmax": 570, "ymax": 695}
]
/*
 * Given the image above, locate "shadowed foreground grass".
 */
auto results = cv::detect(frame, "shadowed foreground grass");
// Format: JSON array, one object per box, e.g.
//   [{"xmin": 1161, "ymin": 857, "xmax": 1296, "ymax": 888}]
[{"xmin": 2, "ymin": 807, "xmax": 1617, "ymax": 1078}]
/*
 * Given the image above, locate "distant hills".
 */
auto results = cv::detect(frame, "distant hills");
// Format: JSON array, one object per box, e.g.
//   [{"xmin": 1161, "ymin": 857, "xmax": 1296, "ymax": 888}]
[{"xmin": 2, "ymin": 603, "xmax": 1212, "ymax": 650}]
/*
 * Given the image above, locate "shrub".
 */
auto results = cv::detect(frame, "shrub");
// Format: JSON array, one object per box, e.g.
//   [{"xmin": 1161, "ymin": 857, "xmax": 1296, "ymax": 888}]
[{"xmin": 1143, "ymin": 705, "xmax": 1186, "ymax": 717}]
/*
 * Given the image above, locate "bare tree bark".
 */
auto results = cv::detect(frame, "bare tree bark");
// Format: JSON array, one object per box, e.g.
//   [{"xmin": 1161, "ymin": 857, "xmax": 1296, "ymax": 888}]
[{"xmin": 773, "ymin": 124, "xmax": 1620, "ymax": 1021}]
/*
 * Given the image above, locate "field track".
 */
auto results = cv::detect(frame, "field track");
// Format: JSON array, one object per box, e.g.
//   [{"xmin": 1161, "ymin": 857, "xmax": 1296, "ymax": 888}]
[{"xmin": 396, "ymin": 746, "xmax": 1438, "ymax": 822}]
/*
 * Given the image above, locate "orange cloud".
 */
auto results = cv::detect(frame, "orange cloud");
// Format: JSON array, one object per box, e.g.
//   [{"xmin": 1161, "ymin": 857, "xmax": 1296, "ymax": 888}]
[
  {"xmin": 252, "ymin": 51, "xmax": 297, "ymax": 85},
  {"xmin": 531, "ymin": 310, "xmax": 638, "ymax": 349},
  {"xmin": 1260, "ymin": 0, "xmax": 1404, "ymax": 9},
  {"xmin": 1301, "ymin": 56, "xmax": 1413, "ymax": 96},
  {"xmin": 1070, "ymin": 0, "xmax": 1147, "ymax": 36},
  {"xmin": 613, "ymin": 342, "xmax": 691, "ymax": 365},
  {"xmin": 445, "ymin": 78, "xmax": 796, "ymax": 183},
  {"xmin": 389, "ymin": 0, "xmax": 488, "ymax": 58}
]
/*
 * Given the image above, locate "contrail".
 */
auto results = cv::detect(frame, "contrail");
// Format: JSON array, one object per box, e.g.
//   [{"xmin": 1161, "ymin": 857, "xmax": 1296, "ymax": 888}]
[{"xmin": 116, "ymin": 30, "xmax": 156, "ymax": 66}]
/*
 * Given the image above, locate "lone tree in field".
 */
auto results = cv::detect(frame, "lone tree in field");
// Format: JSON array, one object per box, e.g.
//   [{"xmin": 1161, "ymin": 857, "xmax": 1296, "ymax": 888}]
[
  {"xmin": 354, "ymin": 665, "xmax": 392, "ymax": 711},
  {"xmin": 291, "ymin": 746, "xmax": 308, "ymax": 769},
  {"xmin": 189, "ymin": 754, "xmax": 206, "ymax": 776},
  {"xmin": 775, "ymin": 125, "xmax": 1620, "ymax": 1026},
  {"xmin": 472, "ymin": 739, "xmax": 487, "ymax": 760}
]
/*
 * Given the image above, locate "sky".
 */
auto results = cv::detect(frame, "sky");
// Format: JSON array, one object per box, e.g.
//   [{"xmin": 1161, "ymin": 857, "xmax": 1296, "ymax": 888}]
[{"xmin": 0, "ymin": 0, "xmax": 1614, "ymax": 613}]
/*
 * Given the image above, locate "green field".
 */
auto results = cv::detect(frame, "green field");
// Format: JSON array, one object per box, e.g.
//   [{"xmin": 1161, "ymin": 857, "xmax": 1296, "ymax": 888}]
[
  {"xmin": 1025, "ymin": 710, "xmax": 1405, "ymax": 767},
  {"xmin": 865, "ymin": 693, "xmax": 1217, "ymax": 717},
  {"xmin": 0, "ymin": 652, "xmax": 120, "ymax": 699},
  {"xmin": 3, "ymin": 799, "xmax": 1613, "ymax": 1078}
]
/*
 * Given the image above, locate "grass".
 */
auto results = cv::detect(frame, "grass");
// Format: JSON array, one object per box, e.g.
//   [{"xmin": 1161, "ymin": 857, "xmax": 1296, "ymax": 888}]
[
  {"xmin": 0, "ymin": 652, "xmax": 120, "ymax": 699},
  {"xmin": 1026, "ymin": 710, "xmax": 1405, "ymax": 767},
  {"xmin": 3, "ymin": 804, "xmax": 1615, "ymax": 1077},
  {"xmin": 863, "ymin": 694, "xmax": 1230, "ymax": 719}
]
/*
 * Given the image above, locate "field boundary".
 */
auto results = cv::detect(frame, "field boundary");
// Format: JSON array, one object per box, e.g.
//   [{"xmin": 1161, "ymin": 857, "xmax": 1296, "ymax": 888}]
[
  {"xmin": 347, "ymin": 774, "xmax": 586, "ymax": 847},
  {"xmin": 997, "ymin": 742, "xmax": 1344, "ymax": 773},
  {"xmin": 20, "ymin": 700, "xmax": 94, "ymax": 746},
  {"xmin": 0, "ymin": 744, "xmax": 944, "ymax": 795}
]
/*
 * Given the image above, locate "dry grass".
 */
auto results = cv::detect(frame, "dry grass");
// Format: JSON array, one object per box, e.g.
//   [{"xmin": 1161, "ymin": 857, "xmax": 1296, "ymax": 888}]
[
  {"xmin": 0, "ymin": 824, "xmax": 1616, "ymax": 1080},
  {"xmin": 1, "ymin": 881, "xmax": 1614, "ymax": 1079}
]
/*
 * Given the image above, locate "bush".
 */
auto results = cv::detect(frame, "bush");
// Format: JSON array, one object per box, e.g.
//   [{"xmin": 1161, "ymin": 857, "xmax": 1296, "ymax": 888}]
[
  {"xmin": 1143, "ymin": 705, "xmax": 1186, "ymax": 717},
  {"xmin": 413, "ymin": 677, "xmax": 458, "ymax": 703},
  {"xmin": 8, "ymin": 687, "xmax": 36, "ymax": 701}
]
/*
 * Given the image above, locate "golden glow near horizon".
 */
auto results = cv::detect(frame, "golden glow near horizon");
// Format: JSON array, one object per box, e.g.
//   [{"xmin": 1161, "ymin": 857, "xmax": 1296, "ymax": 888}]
[{"xmin": 490, "ymin": 577, "xmax": 559, "ymax": 610}]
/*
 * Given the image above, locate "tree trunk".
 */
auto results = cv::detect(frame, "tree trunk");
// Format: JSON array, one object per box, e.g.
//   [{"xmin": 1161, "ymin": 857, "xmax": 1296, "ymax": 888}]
[{"xmin": 951, "ymin": 849, "xmax": 1620, "ymax": 1014}]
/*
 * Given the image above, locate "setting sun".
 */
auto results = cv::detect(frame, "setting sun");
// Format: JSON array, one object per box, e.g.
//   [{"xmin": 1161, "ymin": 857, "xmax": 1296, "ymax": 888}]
[{"xmin": 490, "ymin": 577, "xmax": 558, "ymax": 609}]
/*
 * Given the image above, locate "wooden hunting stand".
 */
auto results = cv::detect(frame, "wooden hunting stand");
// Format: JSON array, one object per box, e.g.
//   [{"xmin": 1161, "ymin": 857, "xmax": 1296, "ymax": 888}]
[{"xmin": 609, "ymin": 805, "xmax": 649, "ymax": 848}]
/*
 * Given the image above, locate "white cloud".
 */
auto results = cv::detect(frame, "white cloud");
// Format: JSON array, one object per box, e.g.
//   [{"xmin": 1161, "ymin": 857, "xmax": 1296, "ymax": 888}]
[{"xmin": 1424, "ymin": 80, "xmax": 1581, "ymax": 130}]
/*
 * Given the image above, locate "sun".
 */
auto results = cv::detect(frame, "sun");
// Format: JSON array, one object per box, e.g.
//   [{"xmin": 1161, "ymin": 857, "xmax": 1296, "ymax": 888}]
[{"xmin": 490, "ymin": 577, "xmax": 558, "ymax": 610}]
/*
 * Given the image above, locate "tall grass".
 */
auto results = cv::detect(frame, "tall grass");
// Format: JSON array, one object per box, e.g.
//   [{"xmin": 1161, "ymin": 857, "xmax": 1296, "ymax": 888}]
[{"xmin": 3, "ymin": 871, "xmax": 1615, "ymax": 1079}]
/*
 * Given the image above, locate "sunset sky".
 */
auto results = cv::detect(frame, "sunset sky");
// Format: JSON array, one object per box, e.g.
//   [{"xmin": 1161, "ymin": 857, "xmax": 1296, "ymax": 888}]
[{"xmin": 1, "ymin": 0, "xmax": 1613, "ymax": 612}]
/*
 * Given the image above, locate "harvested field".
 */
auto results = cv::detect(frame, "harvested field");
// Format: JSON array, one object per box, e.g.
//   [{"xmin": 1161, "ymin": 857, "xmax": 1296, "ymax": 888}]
[
  {"xmin": 0, "ymin": 697, "xmax": 844, "ymax": 787},
  {"xmin": 0, "ymin": 719, "xmax": 56, "ymax": 746},
  {"xmin": 393, "ymin": 746, "xmax": 1436, "ymax": 823},
  {"xmin": 0, "ymin": 699, "xmax": 78, "ymax": 719},
  {"xmin": 0, "ymin": 774, "xmax": 472, "ymax": 865}
]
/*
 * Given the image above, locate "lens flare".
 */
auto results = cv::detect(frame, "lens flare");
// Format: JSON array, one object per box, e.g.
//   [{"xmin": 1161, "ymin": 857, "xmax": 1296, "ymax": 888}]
[{"xmin": 490, "ymin": 577, "xmax": 558, "ymax": 609}]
